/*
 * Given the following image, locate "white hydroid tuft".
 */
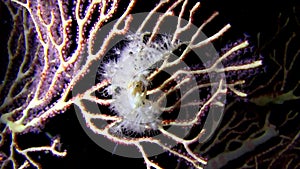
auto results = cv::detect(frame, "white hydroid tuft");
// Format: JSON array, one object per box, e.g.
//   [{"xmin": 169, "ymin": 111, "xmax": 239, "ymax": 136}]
[{"xmin": 102, "ymin": 33, "xmax": 177, "ymax": 134}]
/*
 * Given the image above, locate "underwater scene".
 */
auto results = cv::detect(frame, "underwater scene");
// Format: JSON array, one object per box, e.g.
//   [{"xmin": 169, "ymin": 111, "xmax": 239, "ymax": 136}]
[{"xmin": 0, "ymin": 0, "xmax": 299, "ymax": 169}]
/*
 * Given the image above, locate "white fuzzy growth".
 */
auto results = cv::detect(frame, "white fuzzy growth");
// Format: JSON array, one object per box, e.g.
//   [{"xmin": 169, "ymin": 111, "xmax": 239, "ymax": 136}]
[{"xmin": 102, "ymin": 33, "xmax": 175, "ymax": 133}]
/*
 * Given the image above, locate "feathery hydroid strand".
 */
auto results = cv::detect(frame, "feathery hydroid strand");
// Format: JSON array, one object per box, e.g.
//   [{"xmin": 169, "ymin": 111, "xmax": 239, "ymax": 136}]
[{"xmin": 101, "ymin": 33, "xmax": 178, "ymax": 134}]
